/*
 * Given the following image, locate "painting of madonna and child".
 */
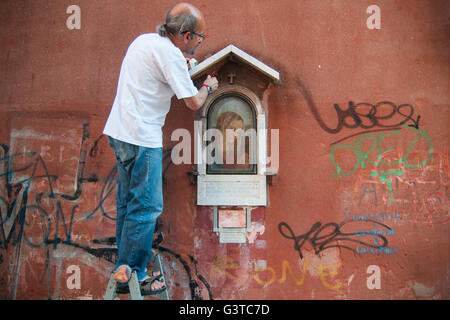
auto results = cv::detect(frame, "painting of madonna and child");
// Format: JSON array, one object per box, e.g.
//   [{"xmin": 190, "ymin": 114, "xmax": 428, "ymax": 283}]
[{"xmin": 206, "ymin": 94, "xmax": 257, "ymax": 174}]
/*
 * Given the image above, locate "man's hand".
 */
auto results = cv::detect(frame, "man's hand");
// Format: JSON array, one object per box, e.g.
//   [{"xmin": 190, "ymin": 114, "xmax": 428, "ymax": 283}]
[
  {"xmin": 186, "ymin": 58, "xmax": 198, "ymax": 70},
  {"xmin": 184, "ymin": 75, "xmax": 219, "ymax": 111},
  {"xmin": 203, "ymin": 75, "xmax": 218, "ymax": 91}
]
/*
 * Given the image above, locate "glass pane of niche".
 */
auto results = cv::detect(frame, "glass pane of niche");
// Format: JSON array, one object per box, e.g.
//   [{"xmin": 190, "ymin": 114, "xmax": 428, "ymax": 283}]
[{"xmin": 207, "ymin": 93, "xmax": 257, "ymax": 174}]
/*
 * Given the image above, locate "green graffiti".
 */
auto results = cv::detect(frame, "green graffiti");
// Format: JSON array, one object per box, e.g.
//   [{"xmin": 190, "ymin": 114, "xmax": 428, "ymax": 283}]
[
  {"xmin": 402, "ymin": 125, "xmax": 434, "ymax": 169},
  {"xmin": 329, "ymin": 126, "xmax": 434, "ymax": 204},
  {"xmin": 371, "ymin": 170, "xmax": 404, "ymax": 204},
  {"xmin": 329, "ymin": 143, "xmax": 358, "ymax": 177},
  {"xmin": 376, "ymin": 130, "xmax": 402, "ymax": 166},
  {"xmin": 354, "ymin": 133, "xmax": 379, "ymax": 169},
  {"xmin": 370, "ymin": 170, "xmax": 404, "ymax": 177}
]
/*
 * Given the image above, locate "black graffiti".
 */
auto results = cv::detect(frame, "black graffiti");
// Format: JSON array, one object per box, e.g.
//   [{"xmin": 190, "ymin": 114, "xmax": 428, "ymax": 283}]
[
  {"xmin": 89, "ymin": 134, "xmax": 106, "ymax": 158},
  {"xmin": 278, "ymin": 219, "xmax": 392, "ymax": 259},
  {"xmin": 162, "ymin": 148, "xmax": 174, "ymax": 184},
  {"xmin": 1, "ymin": 142, "xmax": 176, "ymax": 247},
  {"xmin": 0, "ymin": 131, "xmax": 209, "ymax": 299},
  {"xmin": 0, "ymin": 124, "xmax": 98, "ymax": 248},
  {"xmin": 294, "ymin": 76, "xmax": 420, "ymax": 134},
  {"xmin": 158, "ymin": 246, "xmax": 213, "ymax": 300},
  {"xmin": 92, "ymin": 226, "xmax": 212, "ymax": 300},
  {"xmin": 152, "ymin": 219, "xmax": 212, "ymax": 299},
  {"xmin": 60, "ymin": 123, "xmax": 90, "ymax": 201},
  {"xmin": 41, "ymin": 238, "xmax": 212, "ymax": 299},
  {"xmin": 85, "ymin": 166, "xmax": 118, "ymax": 221},
  {"xmin": 0, "ymin": 152, "xmax": 56, "ymax": 248}
]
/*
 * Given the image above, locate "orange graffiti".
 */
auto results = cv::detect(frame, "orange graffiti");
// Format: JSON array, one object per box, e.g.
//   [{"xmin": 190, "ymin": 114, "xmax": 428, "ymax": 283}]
[
  {"xmin": 210, "ymin": 257, "xmax": 248, "ymax": 287},
  {"xmin": 318, "ymin": 262, "xmax": 345, "ymax": 290},
  {"xmin": 277, "ymin": 259, "xmax": 309, "ymax": 286},
  {"xmin": 254, "ymin": 266, "xmax": 276, "ymax": 286},
  {"xmin": 211, "ymin": 258, "xmax": 345, "ymax": 291}
]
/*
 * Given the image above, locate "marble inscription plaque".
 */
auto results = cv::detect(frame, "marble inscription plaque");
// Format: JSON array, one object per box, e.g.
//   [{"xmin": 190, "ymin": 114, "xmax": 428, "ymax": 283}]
[{"xmin": 197, "ymin": 175, "xmax": 266, "ymax": 206}]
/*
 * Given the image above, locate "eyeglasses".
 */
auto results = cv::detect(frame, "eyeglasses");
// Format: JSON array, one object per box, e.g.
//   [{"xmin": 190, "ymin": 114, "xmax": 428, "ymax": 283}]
[
  {"xmin": 182, "ymin": 30, "xmax": 206, "ymax": 40},
  {"xmin": 192, "ymin": 31, "xmax": 206, "ymax": 40}
]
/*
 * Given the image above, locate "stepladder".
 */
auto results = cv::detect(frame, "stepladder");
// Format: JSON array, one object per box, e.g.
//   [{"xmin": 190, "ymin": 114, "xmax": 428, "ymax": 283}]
[{"xmin": 104, "ymin": 249, "xmax": 169, "ymax": 300}]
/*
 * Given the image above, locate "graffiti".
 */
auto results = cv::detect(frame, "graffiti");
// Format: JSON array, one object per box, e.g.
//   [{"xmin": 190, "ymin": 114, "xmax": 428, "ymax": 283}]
[
  {"xmin": 0, "ymin": 137, "xmax": 176, "ymax": 236},
  {"xmin": 329, "ymin": 126, "xmax": 433, "ymax": 178},
  {"xmin": 0, "ymin": 124, "xmax": 93, "ymax": 248},
  {"xmin": 159, "ymin": 246, "xmax": 213, "ymax": 300},
  {"xmin": 162, "ymin": 148, "xmax": 174, "ymax": 184},
  {"xmin": 356, "ymin": 246, "xmax": 397, "ymax": 255},
  {"xmin": 345, "ymin": 209, "xmax": 402, "ymax": 223},
  {"xmin": 85, "ymin": 166, "xmax": 118, "ymax": 220},
  {"xmin": 0, "ymin": 127, "xmax": 207, "ymax": 299},
  {"xmin": 89, "ymin": 134, "xmax": 106, "ymax": 158},
  {"xmin": 211, "ymin": 257, "xmax": 345, "ymax": 291},
  {"xmin": 0, "ymin": 164, "xmax": 118, "ymax": 289},
  {"xmin": 340, "ymin": 145, "xmax": 449, "ymax": 225},
  {"xmin": 0, "ymin": 131, "xmax": 116, "ymax": 248},
  {"xmin": 296, "ymin": 74, "xmax": 448, "ymax": 225},
  {"xmin": 329, "ymin": 125, "xmax": 433, "ymax": 204},
  {"xmin": 1, "ymin": 152, "xmax": 72, "ymax": 248},
  {"xmin": 278, "ymin": 219, "xmax": 393, "ymax": 259},
  {"xmin": 354, "ymin": 178, "xmax": 449, "ymax": 226},
  {"xmin": 294, "ymin": 77, "xmax": 420, "ymax": 137}
]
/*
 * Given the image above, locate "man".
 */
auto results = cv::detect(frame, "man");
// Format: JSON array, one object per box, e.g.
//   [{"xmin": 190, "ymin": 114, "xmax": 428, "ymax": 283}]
[{"xmin": 103, "ymin": 2, "xmax": 218, "ymax": 295}]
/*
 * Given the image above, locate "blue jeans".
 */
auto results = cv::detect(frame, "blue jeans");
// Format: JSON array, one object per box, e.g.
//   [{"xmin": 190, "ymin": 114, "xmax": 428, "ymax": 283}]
[{"xmin": 108, "ymin": 136, "xmax": 163, "ymax": 281}]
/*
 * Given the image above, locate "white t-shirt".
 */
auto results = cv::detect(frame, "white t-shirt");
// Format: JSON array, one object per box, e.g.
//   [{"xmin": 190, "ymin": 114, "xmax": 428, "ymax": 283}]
[{"xmin": 103, "ymin": 33, "xmax": 198, "ymax": 148}]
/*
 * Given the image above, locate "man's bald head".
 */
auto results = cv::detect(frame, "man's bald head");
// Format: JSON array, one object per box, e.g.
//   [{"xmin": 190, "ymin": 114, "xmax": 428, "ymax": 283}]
[
  {"xmin": 168, "ymin": 3, "xmax": 204, "ymax": 21},
  {"xmin": 157, "ymin": 2, "xmax": 205, "ymax": 37}
]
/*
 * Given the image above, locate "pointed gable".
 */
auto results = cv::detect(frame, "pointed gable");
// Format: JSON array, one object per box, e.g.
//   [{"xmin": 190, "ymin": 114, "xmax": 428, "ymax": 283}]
[{"xmin": 189, "ymin": 44, "xmax": 280, "ymax": 85}]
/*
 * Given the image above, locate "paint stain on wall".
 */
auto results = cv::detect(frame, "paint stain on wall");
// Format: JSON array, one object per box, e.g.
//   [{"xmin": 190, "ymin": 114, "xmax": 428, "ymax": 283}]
[{"xmin": 246, "ymin": 222, "xmax": 265, "ymax": 243}]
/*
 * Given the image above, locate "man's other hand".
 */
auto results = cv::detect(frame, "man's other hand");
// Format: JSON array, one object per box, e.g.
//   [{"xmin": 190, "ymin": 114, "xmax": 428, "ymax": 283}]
[{"xmin": 203, "ymin": 75, "xmax": 218, "ymax": 92}]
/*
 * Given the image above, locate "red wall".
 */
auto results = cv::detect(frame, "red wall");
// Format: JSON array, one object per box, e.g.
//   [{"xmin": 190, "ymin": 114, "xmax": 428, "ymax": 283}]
[{"xmin": 0, "ymin": 0, "xmax": 448, "ymax": 299}]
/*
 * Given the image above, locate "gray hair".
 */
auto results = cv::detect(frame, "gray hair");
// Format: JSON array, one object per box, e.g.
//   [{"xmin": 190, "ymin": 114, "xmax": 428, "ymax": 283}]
[{"xmin": 157, "ymin": 11, "xmax": 197, "ymax": 37}]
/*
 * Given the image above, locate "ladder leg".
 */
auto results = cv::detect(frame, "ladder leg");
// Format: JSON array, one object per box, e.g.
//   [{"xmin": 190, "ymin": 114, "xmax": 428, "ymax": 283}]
[
  {"xmin": 149, "ymin": 249, "xmax": 157, "ymax": 264},
  {"xmin": 129, "ymin": 271, "xmax": 143, "ymax": 300},
  {"xmin": 152, "ymin": 249, "xmax": 169, "ymax": 300},
  {"xmin": 104, "ymin": 273, "xmax": 118, "ymax": 300}
]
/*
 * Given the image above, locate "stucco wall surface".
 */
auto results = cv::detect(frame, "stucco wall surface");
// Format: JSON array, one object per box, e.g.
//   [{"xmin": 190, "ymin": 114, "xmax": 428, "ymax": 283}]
[{"xmin": 0, "ymin": 0, "xmax": 448, "ymax": 300}]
